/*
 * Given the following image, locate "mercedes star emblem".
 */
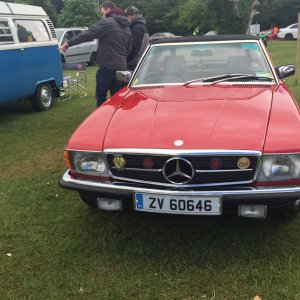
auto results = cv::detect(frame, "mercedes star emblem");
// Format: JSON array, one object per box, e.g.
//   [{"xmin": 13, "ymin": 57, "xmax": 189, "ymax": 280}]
[{"xmin": 162, "ymin": 157, "xmax": 194, "ymax": 184}]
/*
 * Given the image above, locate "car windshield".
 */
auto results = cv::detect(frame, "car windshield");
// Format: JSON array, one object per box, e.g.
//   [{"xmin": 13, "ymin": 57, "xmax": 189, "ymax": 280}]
[{"xmin": 132, "ymin": 41, "xmax": 274, "ymax": 86}]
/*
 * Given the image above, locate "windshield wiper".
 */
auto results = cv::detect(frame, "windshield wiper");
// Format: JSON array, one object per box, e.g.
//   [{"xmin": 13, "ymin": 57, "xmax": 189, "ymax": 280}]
[
  {"xmin": 210, "ymin": 74, "xmax": 275, "ymax": 85},
  {"xmin": 183, "ymin": 74, "xmax": 274, "ymax": 86}
]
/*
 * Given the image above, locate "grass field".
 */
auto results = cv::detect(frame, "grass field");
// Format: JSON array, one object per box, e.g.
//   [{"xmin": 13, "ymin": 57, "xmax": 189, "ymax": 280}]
[{"xmin": 0, "ymin": 41, "xmax": 300, "ymax": 300}]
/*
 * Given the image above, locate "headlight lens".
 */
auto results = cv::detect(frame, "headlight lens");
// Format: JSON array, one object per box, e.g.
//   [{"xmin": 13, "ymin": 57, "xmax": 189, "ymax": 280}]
[
  {"xmin": 67, "ymin": 151, "xmax": 109, "ymax": 177},
  {"xmin": 257, "ymin": 154, "xmax": 300, "ymax": 182}
]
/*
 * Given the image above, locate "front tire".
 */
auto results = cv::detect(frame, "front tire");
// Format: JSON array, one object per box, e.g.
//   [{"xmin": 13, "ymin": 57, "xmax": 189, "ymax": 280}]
[
  {"xmin": 89, "ymin": 52, "xmax": 97, "ymax": 66},
  {"xmin": 79, "ymin": 192, "xmax": 98, "ymax": 209},
  {"xmin": 280, "ymin": 200, "xmax": 300, "ymax": 220},
  {"xmin": 284, "ymin": 33, "xmax": 294, "ymax": 40},
  {"xmin": 31, "ymin": 83, "xmax": 54, "ymax": 111}
]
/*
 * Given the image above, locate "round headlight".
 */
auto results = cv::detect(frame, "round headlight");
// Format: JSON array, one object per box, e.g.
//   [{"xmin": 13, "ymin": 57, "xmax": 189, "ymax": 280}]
[
  {"xmin": 69, "ymin": 151, "xmax": 109, "ymax": 176},
  {"xmin": 258, "ymin": 155, "xmax": 300, "ymax": 182}
]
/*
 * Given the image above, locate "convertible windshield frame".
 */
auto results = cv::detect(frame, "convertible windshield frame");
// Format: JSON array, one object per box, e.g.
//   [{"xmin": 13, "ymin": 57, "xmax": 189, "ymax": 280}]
[{"xmin": 129, "ymin": 39, "xmax": 279, "ymax": 87}]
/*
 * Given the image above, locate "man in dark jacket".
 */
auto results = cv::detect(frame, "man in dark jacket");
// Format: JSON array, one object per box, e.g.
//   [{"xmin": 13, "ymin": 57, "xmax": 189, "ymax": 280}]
[
  {"xmin": 125, "ymin": 6, "xmax": 149, "ymax": 71},
  {"xmin": 60, "ymin": 1, "xmax": 132, "ymax": 107}
]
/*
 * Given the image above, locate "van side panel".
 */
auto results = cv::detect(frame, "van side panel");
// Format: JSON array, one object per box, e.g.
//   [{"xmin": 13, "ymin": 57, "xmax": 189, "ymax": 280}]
[{"xmin": 0, "ymin": 44, "xmax": 63, "ymax": 104}]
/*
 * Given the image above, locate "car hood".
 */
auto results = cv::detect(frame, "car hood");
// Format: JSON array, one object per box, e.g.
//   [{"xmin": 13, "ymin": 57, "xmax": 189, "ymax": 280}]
[{"xmin": 103, "ymin": 84, "xmax": 274, "ymax": 151}]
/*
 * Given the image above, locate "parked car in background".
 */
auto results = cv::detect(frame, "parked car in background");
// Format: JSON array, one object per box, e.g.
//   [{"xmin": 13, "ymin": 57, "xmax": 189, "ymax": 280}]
[
  {"xmin": 0, "ymin": 1, "xmax": 62, "ymax": 111},
  {"xmin": 149, "ymin": 32, "xmax": 180, "ymax": 42},
  {"xmin": 55, "ymin": 27, "xmax": 98, "ymax": 65},
  {"xmin": 277, "ymin": 23, "xmax": 298, "ymax": 40},
  {"xmin": 59, "ymin": 35, "xmax": 300, "ymax": 220}
]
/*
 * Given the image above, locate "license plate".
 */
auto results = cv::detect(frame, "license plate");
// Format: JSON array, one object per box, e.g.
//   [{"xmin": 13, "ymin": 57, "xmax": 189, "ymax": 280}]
[{"xmin": 134, "ymin": 193, "xmax": 222, "ymax": 215}]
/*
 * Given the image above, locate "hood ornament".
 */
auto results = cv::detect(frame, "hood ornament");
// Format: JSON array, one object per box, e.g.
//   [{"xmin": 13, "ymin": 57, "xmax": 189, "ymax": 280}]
[{"xmin": 174, "ymin": 139, "xmax": 184, "ymax": 146}]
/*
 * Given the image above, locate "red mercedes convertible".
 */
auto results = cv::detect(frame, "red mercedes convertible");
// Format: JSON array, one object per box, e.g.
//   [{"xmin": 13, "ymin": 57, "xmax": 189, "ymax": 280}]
[{"xmin": 59, "ymin": 35, "xmax": 300, "ymax": 219}]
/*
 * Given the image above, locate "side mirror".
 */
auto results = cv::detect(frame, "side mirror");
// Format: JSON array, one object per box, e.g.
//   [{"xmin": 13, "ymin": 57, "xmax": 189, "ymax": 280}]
[
  {"xmin": 276, "ymin": 65, "xmax": 295, "ymax": 79},
  {"xmin": 116, "ymin": 71, "xmax": 132, "ymax": 83}
]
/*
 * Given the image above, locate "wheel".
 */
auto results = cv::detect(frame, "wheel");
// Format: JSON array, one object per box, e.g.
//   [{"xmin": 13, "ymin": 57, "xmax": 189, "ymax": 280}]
[
  {"xmin": 89, "ymin": 52, "xmax": 97, "ymax": 66},
  {"xmin": 31, "ymin": 83, "xmax": 54, "ymax": 111},
  {"xmin": 284, "ymin": 33, "xmax": 293, "ymax": 40},
  {"xmin": 279, "ymin": 200, "xmax": 300, "ymax": 220},
  {"xmin": 79, "ymin": 192, "xmax": 98, "ymax": 209}
]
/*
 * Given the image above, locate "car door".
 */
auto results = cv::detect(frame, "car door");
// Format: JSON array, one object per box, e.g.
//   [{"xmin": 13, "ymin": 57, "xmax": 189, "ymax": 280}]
[
  {"xmin": 62, "ymin": 29, "xmax": 89, "ymax": 64},
  {"xmin": 73, "ymin": 29, "xmax": 90, "ymax": 63},
  {"xmin": 61, "ymin": 30, "xmax": 77, "ymax": 63}
]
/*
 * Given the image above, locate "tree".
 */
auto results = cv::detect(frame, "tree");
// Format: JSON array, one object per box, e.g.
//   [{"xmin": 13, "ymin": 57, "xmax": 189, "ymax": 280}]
[
  {"xmin": 57, "ymin": 0, "xmax": 99, "ymax": 28},
  {"xmin": 28, "ymin": 0, "xmax": 57, "ymax": 25},
  {"xmin": 52, "ymin": 0, "xmax": 63, "ymax": 14},
  {"xmin": 172, "ymin": 0, "xmax": 257, "ymax": 35},
  {"xmin": 253, "ymin": 0, "xmax": 300, "ymax": 30}
]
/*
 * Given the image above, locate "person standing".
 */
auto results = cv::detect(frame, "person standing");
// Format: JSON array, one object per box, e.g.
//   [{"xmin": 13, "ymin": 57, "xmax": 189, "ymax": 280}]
[
  {"xmin": 60, "ymin": 1, "xmax": 132, "ymax": 107},
  {"xmin": 124, "ymin": 6, "xmax": 149, "ymax": 71},
  {"xmin": 273, "ymin": 25, "xmax": 279, "ymax": 39}
]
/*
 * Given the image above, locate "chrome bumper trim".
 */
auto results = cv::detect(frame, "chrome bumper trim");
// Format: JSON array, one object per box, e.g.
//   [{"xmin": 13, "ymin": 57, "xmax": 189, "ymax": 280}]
[{"xmin": 60, "ymin": 170, "xmax": 300, "ymax": 198}]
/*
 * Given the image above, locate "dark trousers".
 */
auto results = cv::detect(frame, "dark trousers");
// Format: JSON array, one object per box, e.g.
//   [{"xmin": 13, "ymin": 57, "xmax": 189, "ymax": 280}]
[{"xmin": 96, "ymin": 67, "xmax": 122, "ymax": 107}]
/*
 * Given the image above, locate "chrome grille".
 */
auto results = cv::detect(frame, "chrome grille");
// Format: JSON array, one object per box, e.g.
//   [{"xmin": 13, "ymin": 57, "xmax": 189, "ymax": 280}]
[{"xmin": 106, "ymin": 153, "xmax": 259, "ymax": 187}]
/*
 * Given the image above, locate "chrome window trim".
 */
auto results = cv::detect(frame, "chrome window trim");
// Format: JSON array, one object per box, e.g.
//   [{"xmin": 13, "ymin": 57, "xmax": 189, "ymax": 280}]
[
  {"xmin": 130, "ymin": 39, "xmax": 278, "ymax": 86},
  {"xmin": 130, "ymin": 82, "xmax": 276, "ymax": 88}
]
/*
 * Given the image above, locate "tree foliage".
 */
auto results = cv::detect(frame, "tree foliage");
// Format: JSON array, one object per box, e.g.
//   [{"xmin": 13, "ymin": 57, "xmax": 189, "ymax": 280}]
[
  {"xmin": 253, "ymin": 0, "xmax": 300, "ymax": 30},
  {"xmin": 57, "ymin": 0, "xmax": 99, "ymax": 28},
  {"xmin": 172, "ymin": 0, "xmax": 260, "ymax": 35},
  {"xmin": 28, "ymin": 0, "xmax": 57, "ymax": 24},
  {"xmin": 7, "ymin": 0, "xmax": 300, "ymax": 33}
]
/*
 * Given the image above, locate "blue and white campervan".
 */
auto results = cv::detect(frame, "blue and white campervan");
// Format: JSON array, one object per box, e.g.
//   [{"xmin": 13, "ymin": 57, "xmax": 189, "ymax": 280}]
[{"xmin": 0, "ymin": 1, "xmax": 63, "ymax": 111}]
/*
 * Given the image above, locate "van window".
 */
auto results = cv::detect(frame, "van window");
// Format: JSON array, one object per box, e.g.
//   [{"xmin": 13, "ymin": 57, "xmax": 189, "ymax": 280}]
[
  {"xmin": 14, "ymin": 19, "xmax": 50, "ymax": 43},
  {"xmin": 0, "ymin": 20, "xmax": 14, "ymax": 44}
]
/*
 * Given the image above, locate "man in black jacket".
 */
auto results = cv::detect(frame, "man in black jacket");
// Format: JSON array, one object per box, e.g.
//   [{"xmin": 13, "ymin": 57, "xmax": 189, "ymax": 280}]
[
  {"xmin": 125, "ymin": 6, "xmax": 149, "ymax": 71},
  {"xmin": 60, "ymin": 1, "xmax": 132, "ymax": 107}
]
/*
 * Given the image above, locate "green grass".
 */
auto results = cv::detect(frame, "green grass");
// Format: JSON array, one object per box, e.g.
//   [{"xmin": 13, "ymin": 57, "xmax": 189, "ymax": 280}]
[{"xmin": 0, "ymin": 41, "xmax": 300, "ymax": 300}]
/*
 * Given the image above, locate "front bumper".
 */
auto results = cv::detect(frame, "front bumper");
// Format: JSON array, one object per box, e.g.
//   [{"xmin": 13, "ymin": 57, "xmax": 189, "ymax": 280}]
[{"xmin": 59, "ymin": 170, "xmax": 300, "ymax": 214}]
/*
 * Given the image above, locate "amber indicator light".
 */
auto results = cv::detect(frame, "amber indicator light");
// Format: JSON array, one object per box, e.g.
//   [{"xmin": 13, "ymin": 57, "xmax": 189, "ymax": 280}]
[{"xmin": 64, "ymin": 150, "xmax": 72, "ymax": 170}]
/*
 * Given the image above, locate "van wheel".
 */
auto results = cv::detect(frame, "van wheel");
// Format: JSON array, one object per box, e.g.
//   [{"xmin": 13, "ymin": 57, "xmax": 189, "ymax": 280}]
[
  {"xmin": 89, "ymin": 52, "xmax": 97, "ymax": 66},
  {"xmin": 31, "ymin": 83, "xmax": 54, "ymax": 111}
]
